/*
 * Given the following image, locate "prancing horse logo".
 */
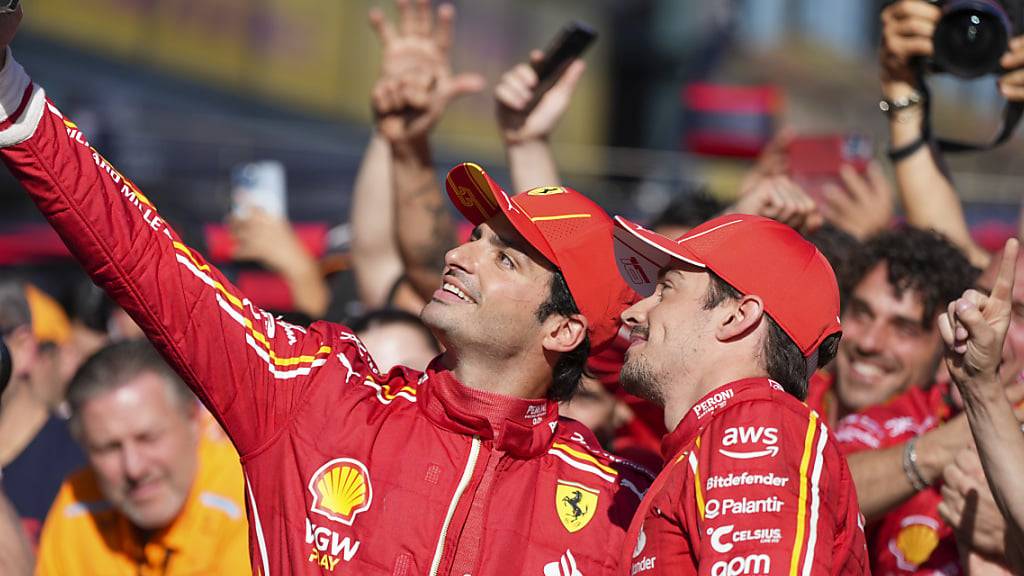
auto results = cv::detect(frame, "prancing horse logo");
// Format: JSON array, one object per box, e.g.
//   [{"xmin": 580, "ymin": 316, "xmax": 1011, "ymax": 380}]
[
  {"xmin": 555, "ymin": 480, "xmax": 599, "ymax": 533},
  {"xmin": 563, "ymin": 490, "xmax": 588, "ymax": 521}
]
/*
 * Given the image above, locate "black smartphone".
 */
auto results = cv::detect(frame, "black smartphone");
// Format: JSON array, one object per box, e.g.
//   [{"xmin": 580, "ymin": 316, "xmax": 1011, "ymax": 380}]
[{"xmin": 529, "ymin": 21, "xmax": 597, "ymax": 108}]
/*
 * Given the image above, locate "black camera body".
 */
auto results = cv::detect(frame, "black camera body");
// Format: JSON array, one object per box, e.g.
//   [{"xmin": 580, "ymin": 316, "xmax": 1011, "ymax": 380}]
[
  {"xmin": 0, "ymin": 337, "xmax": 11, "ymax": 399},
  {"xmin": 931, "ymin": 0, "xmax": 1024, "ymax": 78}
]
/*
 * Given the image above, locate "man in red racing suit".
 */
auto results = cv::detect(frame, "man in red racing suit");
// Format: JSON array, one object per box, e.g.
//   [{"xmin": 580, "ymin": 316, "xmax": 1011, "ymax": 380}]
[
  {"xmin": 611, "ymin": 215, "xmax": 869, "ymax": 574},
  {"xmin": 0, "ymin": 31, "xmax": 652, "ymax": 576}
]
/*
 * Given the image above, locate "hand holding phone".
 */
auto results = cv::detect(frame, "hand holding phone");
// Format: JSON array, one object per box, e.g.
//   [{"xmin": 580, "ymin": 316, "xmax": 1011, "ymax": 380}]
[
  {"xmin": 527, "ymin": 21, "xmax": 597, "ymax": 110},
  {"xmin": 231, "ymin": 160, "xmax": 288, "ymax": 220},
  {"xmin": 785, "ymin": 134, "xmax": 874, "ymax": 205}
]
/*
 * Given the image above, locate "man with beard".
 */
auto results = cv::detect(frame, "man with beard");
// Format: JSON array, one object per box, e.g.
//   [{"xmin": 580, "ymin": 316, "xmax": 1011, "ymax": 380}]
[
  {"xmin": 0, "ymin": 4, "xmax": 650, "ymax": 574},
  {"xmin": 611, "ymin": 214, "xmax": 868, "ymax": 575},
  {"xmin": 805, "ymin": 227, "xmax": 978, "ymax": 428},
  {"xmin": 835, "ymin": 240, "xmax": 1024, "ymax": 573}
]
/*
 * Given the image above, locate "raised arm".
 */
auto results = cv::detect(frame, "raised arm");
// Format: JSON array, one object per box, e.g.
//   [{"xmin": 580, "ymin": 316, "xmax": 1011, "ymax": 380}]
[
  {"xmin": 0, "ymin": 12, "xmax": 339, "ymax": 456},
  {"xmin": 229, "ymin": 208, "xmax": 330, "ymax": 319},
  {"xmin": 938, "ymin": 239, "xmax": 1024, "ymax": 572},
  {"xmin": 495, "ymin": 52, "xmax": 586, "ymax": 192},
  {"xmin": 370, "ymin": 0, "xmax": 483, "ymax": 302},
  {"xmin": 843, "ymin": 414, "xmax": 972, "ymax": 524},
  {"xmin": 879, "ymin": 0, "xmax": 989, "ymax": 267}
]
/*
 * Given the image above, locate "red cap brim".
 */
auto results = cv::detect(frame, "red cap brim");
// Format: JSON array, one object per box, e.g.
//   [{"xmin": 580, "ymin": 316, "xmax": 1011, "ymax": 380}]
[
  {"xmin": 445, "ymin": 163, "xmax": 558, "ymax": 266},
  {"xmin": 612, "ymin": 216, "xmax": 705, "ymax": 296}
]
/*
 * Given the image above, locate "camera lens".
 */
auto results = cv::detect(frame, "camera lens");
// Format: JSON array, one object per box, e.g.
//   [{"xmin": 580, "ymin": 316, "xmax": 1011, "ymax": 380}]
[{"xmin": 933, "ymin": 0, "xmax": 1011, "ymax": 78}]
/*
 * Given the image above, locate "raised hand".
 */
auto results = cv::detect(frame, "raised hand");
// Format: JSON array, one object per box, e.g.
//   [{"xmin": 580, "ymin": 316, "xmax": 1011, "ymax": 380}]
[
  {"xmin": 940, "ymin": 239, "xmax": 1021, "ymax": 394},
  {"xmin": 495, "ymin": 51, "xmax": 586, "ymax": 145},
  {"xmin": 880, "ymin": 0, "xmax": 941, "ymax": 85},
  {"xmin": 819, "ymin": 162, "xmax": 895, "ymax": 240},
  {"xmin": 999, "ymin": 36, "xmax": 1024, "ymax": 102},
  {"xmin": 728, "ymin": 175, "xmax": 823, "ymax": 234},
  {"xmin": 938, "ymin": 447, "xmax": 1012, "ymax": 559},
  {"xmin": 369, "ymin": 0, "xmax": 484, "ymax": 143}
]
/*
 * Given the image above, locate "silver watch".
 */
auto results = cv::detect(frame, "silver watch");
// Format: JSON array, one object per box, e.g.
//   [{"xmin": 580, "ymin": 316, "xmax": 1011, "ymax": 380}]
[
  {"xmin": 0, "ymin": 0, "xmax": 19, "ymax": 14},
  {"xmin": 879, "ymin": 91, "xmax": 924, "ymax": 116}
]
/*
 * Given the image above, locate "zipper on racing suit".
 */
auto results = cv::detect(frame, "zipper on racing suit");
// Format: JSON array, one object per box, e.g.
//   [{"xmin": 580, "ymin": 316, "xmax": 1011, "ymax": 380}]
[{"xmin": 429, "ymin": 436, "xmax": 482, "ymax": 576}]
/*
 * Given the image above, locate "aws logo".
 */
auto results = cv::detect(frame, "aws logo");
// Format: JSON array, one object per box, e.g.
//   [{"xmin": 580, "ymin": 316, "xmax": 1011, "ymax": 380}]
[{"xmin": 308, "ymin": 458, "xmax": 373, "ymax": 526}]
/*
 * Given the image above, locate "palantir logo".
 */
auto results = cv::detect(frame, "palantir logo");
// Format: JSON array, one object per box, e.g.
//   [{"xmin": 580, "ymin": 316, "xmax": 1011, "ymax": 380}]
[
  {"xmin": 308, "ymin": 458, "xmax": 373, "ymax": 526},
  {"xmin": 544, "ymin": 549, "xmax": 583, "ymax": 576},
  {"xmin": 718, "ymin": 427, "xmax": 779, "ymax": 459}
]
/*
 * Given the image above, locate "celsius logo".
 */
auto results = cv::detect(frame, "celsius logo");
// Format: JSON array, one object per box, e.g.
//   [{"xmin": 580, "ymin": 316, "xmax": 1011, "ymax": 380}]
[
  {"xmin": 308, "ymin": 458, "xmax": 373, "ymax": 526},
  {"xmin": 710, "ymin": 554, "xmax": 771, "ymax": 576},
  {"xmin": 718, "ymin": 427, "xmax": 779, "ymax": 459},
  {"xmin": 707, "ymin": 524, "xmax": 784, "ymax": 554},
  {"xmin": 708, "ymin": 524, "xmax": 735, "ymax": 553}
]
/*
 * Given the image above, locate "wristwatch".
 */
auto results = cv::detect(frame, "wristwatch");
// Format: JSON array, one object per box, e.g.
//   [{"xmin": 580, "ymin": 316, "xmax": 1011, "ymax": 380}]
[
  {"xmin": 879, "ymin": 91, "xmax": 924, "ymax": 116},
  {"xmin": 0, "ymin": 0, "xmax": 19, "ymax": 14}
]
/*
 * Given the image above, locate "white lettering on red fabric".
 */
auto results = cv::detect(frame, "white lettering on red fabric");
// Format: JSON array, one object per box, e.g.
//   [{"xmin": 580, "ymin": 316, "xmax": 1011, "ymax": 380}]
[{"xmin": 693, "ymin": 389, "xmax": 735, "ymax": 419}]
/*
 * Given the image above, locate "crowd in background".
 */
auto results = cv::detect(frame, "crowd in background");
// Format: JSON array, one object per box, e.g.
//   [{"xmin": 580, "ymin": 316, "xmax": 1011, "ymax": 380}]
[{"xmin": 2, "ymin": 0, "xmax": 1024, "ymax": 574}]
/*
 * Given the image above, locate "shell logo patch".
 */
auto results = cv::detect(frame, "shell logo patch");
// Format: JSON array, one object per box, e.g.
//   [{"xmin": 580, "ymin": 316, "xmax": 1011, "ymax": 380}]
[
  {"xmin": 889, "ymin": 515, "xmax": 940, "ymax": 570},
  {"xmin": 308, "ymin": 458, "xmax": 373, "ymax": 526},
  {"xmin": 556, "ymin": 480, "xmax": 599, "ymax": 533}
]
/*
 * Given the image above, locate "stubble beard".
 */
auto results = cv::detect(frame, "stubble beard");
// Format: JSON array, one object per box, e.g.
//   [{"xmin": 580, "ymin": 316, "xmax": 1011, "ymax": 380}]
[{"xmin": 620, "ymin": 351, "xmax": 666, "ymax": 406}]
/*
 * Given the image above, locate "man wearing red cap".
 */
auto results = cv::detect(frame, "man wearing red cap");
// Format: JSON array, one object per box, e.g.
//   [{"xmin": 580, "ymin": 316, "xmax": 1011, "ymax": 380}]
[
  {"xmin": 0, "ymin": 6, "xmax": 652, "ymax": 575},
  {"xmin": 611, "ymin": 215, "xmax": 869, "ymax": 574}
]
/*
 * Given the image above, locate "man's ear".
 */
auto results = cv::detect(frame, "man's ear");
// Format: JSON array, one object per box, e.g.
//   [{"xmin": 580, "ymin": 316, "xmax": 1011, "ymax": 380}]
[
  {"xmin": 716, "ymin": 295, "xmax": 765, "ymax": 344},
  {"xmin": 542, "ymin": 313, "xmax": 588, "ymax": 354}
]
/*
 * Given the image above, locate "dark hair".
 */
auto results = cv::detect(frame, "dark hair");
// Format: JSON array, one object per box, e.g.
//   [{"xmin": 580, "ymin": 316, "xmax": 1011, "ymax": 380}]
[
  {"xmin": 702, "ymin": 272, "xmax": 817, "ymax": 400},
  {"xmin": 535, "ymin": 270, "xmax": 590, "ymax": 402},
  {"xmin": 843, "ymin": 227, "xmax": 980, "ymax": 327},
  {"xmin": 67, "ymin": 340, "xmax": 194, "ymax": 435},
  {"xmin": 804, "ymin": 223, "xmax": 861, "ymax": 300},
  {"xmin": 350, "ymin": 308, "xmax": 440, "ymax": 354},
  {"xmin": 649, "ymin": 189, "xmax": 725, "ymax": 233}
]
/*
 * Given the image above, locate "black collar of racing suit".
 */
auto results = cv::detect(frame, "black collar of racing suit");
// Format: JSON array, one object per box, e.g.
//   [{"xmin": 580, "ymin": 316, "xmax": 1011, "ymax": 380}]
[{"xmin": 417, "ymin": 362, "xmax": 560, "ymax": 459}]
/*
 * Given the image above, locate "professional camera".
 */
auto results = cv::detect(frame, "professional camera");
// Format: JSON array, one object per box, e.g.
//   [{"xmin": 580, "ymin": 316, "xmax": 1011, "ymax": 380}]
[{"xmin": 931, "ymin": 0, "xmax": 1024, "ymax": 78}]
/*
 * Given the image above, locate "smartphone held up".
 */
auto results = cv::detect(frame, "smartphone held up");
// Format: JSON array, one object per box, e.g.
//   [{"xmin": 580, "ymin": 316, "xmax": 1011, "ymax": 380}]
[
  {"xmin": 785, "ymin": 133, "xmax": 874, "ymax": 205},
  {"xmin": 527, "ymin": 21, "xmax": 597, "ymax": 110}
]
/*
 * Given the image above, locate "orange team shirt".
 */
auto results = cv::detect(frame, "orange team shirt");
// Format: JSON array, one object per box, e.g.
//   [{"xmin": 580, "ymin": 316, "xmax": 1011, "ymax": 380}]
[{"xmin": 35, "ymin": 413, "xmax": 251, "ymax": 576}]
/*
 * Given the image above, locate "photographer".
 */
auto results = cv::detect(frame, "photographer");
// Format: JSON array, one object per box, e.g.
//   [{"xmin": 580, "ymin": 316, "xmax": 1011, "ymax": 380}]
[{"xmin": 880, "ymin": 0, "xmax": 1024, "ymax": 269}]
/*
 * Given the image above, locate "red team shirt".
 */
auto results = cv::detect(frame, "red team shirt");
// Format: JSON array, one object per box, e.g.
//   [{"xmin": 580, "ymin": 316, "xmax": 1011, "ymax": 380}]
[
  {"xmin": 0, "ymin": 54, "xmax": 654, "ymax": 575},
  {"xmin": 621, "ymin": 378, "xmax": 869, "ymax": 575},
  {"xmin": 835, "ymin": 383, "xmax": 959, "ymax": 575}
]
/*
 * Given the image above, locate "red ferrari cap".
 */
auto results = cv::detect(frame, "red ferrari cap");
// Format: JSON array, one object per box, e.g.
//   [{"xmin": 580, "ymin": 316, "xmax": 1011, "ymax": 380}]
[
  {"xmin": 612, "ymin": 214, "xmax": 841, "ymax": 358},
  {"xmin": 445, "ymin": 163, "xmax": 635, "ymax": 353}
]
